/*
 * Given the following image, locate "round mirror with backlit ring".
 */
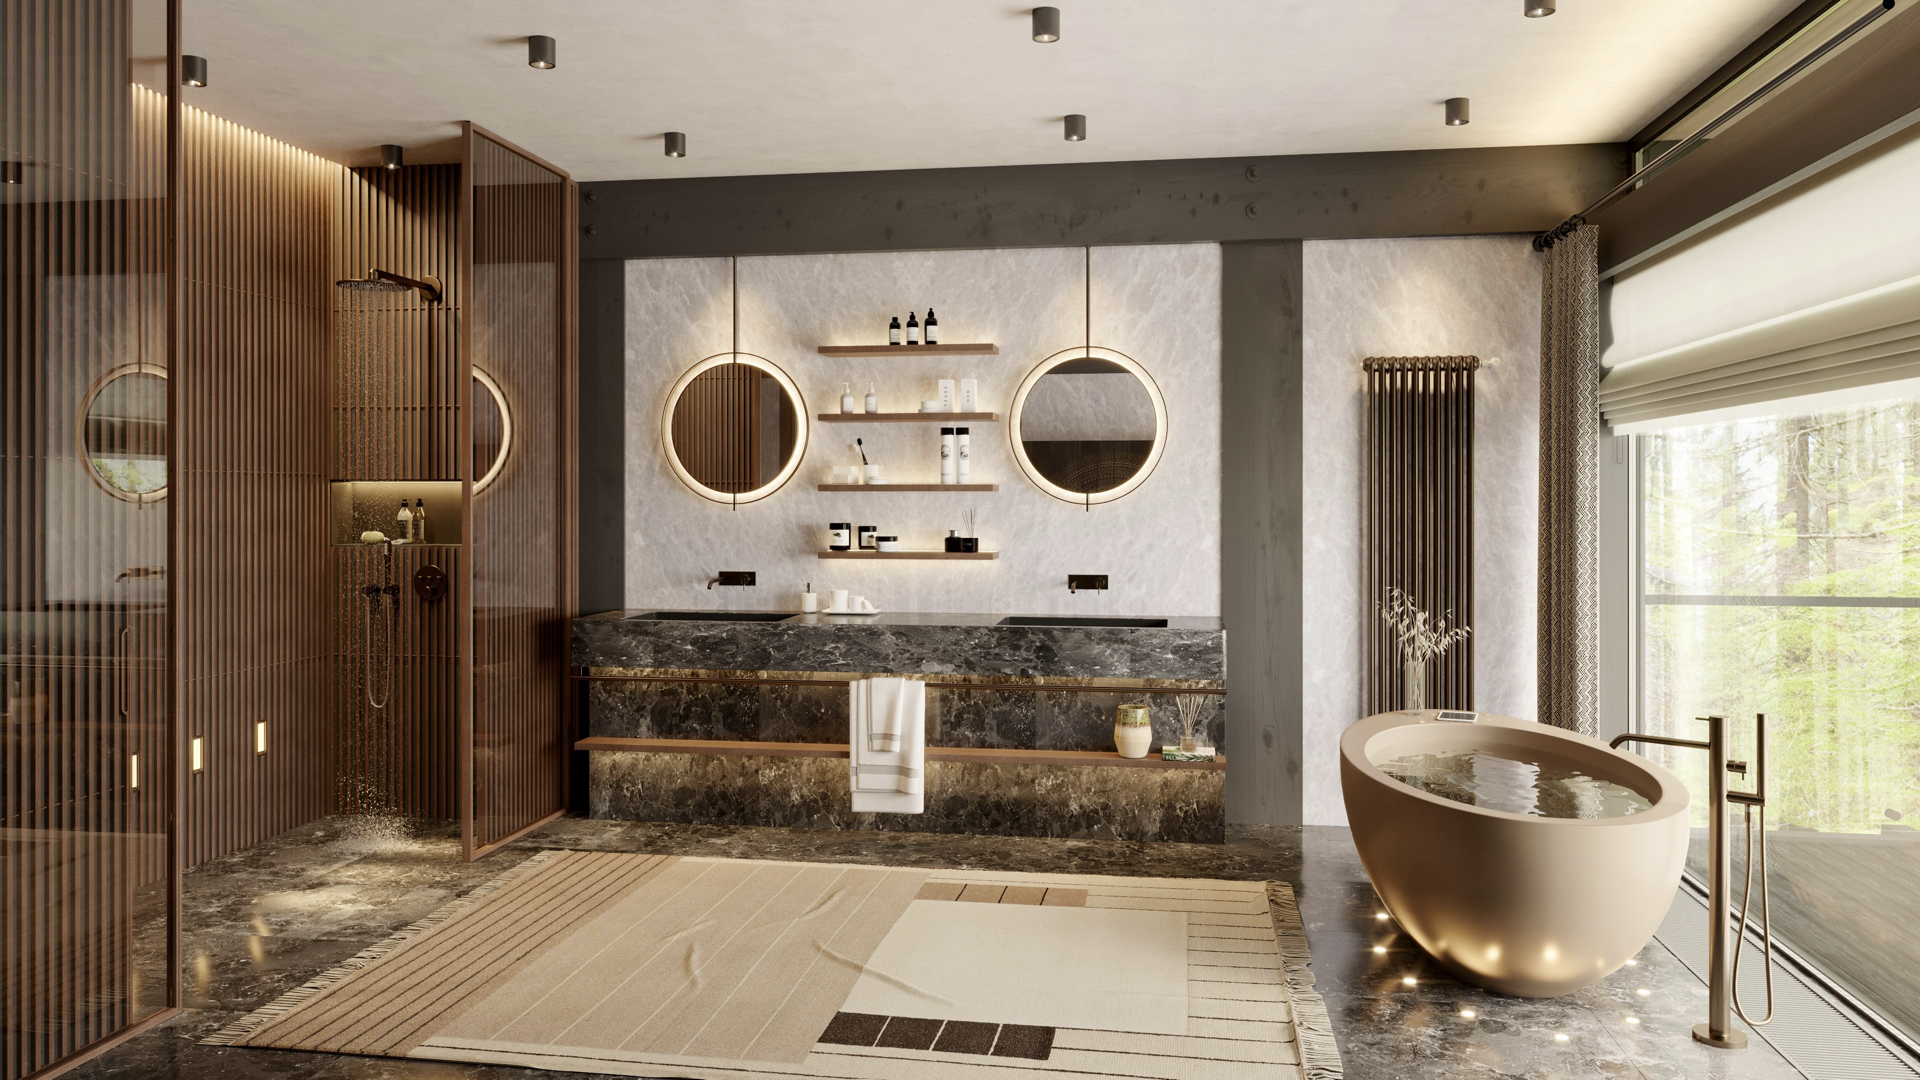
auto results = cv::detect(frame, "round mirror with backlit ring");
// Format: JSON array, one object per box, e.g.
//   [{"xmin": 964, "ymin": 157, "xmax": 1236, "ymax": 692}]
[
  {"xmin": 78, "ymin": 364, "xmax": 169, "ymax": 503},
  {"xmin": 663, "ymin": 353, "xmax": 807, "ymax": 504},
  {"xmin": 1010, "ymin": 347, "xmax": 1166, "ymax": 505},
  {"xmin": 472, "ymin": 366, "xmax": 512, "ymax": 494}
]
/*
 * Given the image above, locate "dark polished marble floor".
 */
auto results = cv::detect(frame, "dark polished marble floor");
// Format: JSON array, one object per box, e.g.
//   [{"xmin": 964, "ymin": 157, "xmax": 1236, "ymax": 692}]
[{"xmin": 67, "ymin": 816, "xmax": 1803, "ymax": 1080}]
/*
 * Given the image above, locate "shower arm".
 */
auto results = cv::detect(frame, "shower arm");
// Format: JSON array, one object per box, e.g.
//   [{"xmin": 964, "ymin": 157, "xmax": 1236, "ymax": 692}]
[
  {"xmin": 367, "ymin": 267, "xmax": 443, "ymax": 303},
  {"xmin": 1612, "ymin": 716, "xmax": 1771, "ymax": 1046}
]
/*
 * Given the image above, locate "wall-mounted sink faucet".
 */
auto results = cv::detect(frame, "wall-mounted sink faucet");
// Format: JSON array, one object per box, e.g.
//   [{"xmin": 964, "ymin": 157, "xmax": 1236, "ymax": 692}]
[
  {"xmin": 709, "ymin": 571, "xmax": 757, "ymax": 589},
  {"xmin": 1068, "ymin": 574, "xmax": 1108, "ymax": 594}
]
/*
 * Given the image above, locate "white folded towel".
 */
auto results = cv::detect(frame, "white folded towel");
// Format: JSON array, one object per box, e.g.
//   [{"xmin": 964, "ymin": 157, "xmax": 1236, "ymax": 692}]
[{"xmin": 850, "ymin": 677, "xmax": 925, "ymax": 814}]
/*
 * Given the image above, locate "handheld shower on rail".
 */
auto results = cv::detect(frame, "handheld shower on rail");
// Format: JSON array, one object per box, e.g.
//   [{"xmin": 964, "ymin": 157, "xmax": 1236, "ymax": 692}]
[
  {"xmin": 361, "ymin": 539, "xmax": 400, "ymax": 710},
  {"xmin": 1613, "ymin": 714, "xmax": 1773, "ymax": 1047}
]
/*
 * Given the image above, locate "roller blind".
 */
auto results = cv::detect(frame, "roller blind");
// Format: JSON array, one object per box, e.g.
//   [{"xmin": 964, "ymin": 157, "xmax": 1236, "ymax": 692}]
[{"xmin": 1599, "ymin": 273, "xmax": 1920, "ymax": 430}]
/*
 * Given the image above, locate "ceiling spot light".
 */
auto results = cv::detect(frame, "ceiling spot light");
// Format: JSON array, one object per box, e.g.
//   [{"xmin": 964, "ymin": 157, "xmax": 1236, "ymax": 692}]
[
  {"xmin": 1525, "ymin": 0, "xmax": 1556, "ymax": 15},
  {"xmin": 183, "ymin": 54, "xmax": 208, "ymax": 87},
  {"xmin": 1445, "ymin": 97, "xmax": 1470, "ymax": 126},
  {"xmin": 1032, "ymin": 7, "xmax": 1060, "ymax": 42},
  {"xmin": 2, "ymin": 162, "xmax": 22, "ymax": 185},
  {"xmin": 665, "ymin": 131, "xmax": 687, "ymax": 158},
  {"xmin": 380, "ymin": 144, "xmax": 404, "ymax": 170},
  {"xmin": 1064, "ymin": 114, "xmax": 1086, "ymax": 141},
  {"xmin": 528, "ymin": 35, "xmax": 557, "ymax": 69}
]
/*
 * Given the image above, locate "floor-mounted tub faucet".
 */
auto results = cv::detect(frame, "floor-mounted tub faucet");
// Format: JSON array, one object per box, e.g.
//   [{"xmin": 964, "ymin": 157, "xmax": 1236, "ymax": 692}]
[{"xmin": 1612, "ymin": 714, "xmax": 1772, "ymax": 1048}]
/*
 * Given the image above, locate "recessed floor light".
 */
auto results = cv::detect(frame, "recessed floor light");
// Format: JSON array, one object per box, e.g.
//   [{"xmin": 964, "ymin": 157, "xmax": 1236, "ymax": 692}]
[
  {"xmin": 1373, "ymin": 946, "xmax": 1386, "ymax": 954},
  {"xmin": 1375, "ymin": 912, "xmax": 1390, "ymax": 921},
  {"xmin": 1626, "ymin": 1017, "xmax": 1641, "ymax": 1025},
  {"xmin": 1636, "ymin": 988, "xmax": 1650, "ymax": 997},
  {"xmin": 1460, "ymin": 1009, "xmax": 1476, "ymax": 1019},
  {"xmin": 1554, "ymin": 1033, "xmax": 1570, "ymax": 1043},
  {"xmin": 1402, "ymin": 976, "xmax": 1417, "ymax": 986},
  {"xmin": 1624, "ymin": 958, "xmax": 1638, "ymax": 966}
]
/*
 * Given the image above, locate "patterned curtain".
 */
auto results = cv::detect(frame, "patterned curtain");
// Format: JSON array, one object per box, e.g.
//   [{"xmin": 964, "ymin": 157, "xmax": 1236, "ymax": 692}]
[{"xmin": 1537, "ymin": 224, "xmax": 1600, "ymax": 736}]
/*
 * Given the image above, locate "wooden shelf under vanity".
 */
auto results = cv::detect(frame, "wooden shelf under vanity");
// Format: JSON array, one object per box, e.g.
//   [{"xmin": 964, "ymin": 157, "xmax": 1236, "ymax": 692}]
[
  {"xmin": 818, "ymin": 483, "xmax": 998, "ymax": 492},
  {"xmin": 816, "ymin": 412, "xmax": 998, "ymax": 423},
  {"xmin": 818, "ymin": 549, "xmax": 997, "ymax": 560},
  {"xmin": 817, "ymin": 343, "xmax": 998, "ymax": 356},
  {"xmin": 574, "ymin": 736, "xmax": 1225, "ymax": 771}
]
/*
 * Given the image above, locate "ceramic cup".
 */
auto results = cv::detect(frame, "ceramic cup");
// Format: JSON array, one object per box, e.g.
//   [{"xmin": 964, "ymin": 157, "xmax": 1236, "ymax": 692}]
[
  {"xmin": 829, "ymin": 588, "xmax": 849, "ymax": 613},
  {"xmin": 863, "ymin": 463, "xmax": 883, "ymax": 484},
  {"xmin": 849, "ymin": 595, "xmax": 865, "ymax": 613}
]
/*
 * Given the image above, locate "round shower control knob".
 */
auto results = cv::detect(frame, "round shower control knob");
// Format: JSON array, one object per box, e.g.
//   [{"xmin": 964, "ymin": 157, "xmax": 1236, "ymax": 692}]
[{"xmin": 412, "ymin": 564, "xmax": 448, "ymax": 602}]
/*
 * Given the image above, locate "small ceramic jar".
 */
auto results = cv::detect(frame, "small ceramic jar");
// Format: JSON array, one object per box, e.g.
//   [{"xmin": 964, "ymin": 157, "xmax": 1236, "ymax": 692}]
[{"xmin": 1114, "ymin": 703, "xmax": 1153, "ymax": 759}]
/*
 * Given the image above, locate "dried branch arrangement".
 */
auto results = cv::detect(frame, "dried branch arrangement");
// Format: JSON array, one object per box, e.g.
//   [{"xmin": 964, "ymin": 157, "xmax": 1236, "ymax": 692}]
[{"xmin": 1379, "ymin": 587, "xmax": 1471, "ymax": 663}]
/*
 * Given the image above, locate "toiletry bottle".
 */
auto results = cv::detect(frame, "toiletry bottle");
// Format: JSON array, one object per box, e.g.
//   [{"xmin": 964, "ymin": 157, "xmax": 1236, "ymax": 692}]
[
  {"xmin": 396, "ymin": 500, "xmax": 413, "ymax": 542},
  {"xmin": 829, "ymin": 522, "xmax": 852, "ymax": 551},
  {"xmin": 940, "ymin": 427, "xmax": 956, "ymax": 485},
  {"xmin": 864, "ymin": 383, "xmax": 878, "ymax": 413},
  {"xmin": 938, "ymin": 378, "xmax": 955, "ymax": 412},
  {"xmin": 414, "ymin": 499, "xmax": 427, "ymax": 543},
  {"xmin": 802, "ymin": 582, "xmax": 819, "ymax": 613},
  {"xmin": 924, "ymin": 308, "xmax": 938, "ymax": 344},
  {"xmin": 888, "ymin": 316, "xmax": 901, "ymax": 346},
  {"xmin": 959, "ymin": 378, "xmax": 977, "ymax": 412},
  {"xmin": 858, "ymin": 525, "xmax": 877, "ymax": 551},
  {"xmin": 841, "ymin": 382, "xmax": 855, "ymax": 413},
  {"xmin": 905, "ymin": 311, "xmax": 919, "ymax": 346},
  {"xmin": 956, "ymin": 427, "xmax": 970, "ymax": 483}
]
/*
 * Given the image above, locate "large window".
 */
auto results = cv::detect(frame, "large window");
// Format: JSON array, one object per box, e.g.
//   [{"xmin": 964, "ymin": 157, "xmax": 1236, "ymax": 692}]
[{"xmin": 1639, "ymin": 397, "xmax": 1920, "ymax": 1044}]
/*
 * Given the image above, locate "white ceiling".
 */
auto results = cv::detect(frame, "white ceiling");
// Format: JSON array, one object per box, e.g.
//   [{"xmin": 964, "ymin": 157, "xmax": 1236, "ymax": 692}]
[{"xmin": 184, "ymin": 0, "xmax": 1801, "ymax": 183}]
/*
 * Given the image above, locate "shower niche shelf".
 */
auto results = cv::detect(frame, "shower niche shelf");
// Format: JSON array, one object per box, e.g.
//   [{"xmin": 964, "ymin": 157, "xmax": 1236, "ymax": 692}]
[{"xmin": 329, "ymin": 480, "xmax": 464, "ymax": 547}]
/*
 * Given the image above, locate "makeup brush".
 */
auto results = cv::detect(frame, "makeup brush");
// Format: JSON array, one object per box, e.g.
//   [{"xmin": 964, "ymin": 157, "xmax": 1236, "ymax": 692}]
[{"xmin": 856, "ymin": 438, "xmax": 869, "ymax": 465}]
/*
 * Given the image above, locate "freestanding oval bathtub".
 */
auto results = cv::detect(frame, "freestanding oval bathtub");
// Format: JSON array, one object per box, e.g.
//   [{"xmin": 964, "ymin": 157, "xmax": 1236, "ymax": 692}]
[{"xmin": 1340, "ymin": 710, "xmax": 1688, "ymax": 997}]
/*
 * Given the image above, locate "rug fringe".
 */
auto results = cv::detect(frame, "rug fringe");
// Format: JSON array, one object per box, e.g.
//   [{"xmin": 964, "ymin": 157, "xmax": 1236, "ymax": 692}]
[
  {"xmin": 1268, "ymin": 881, "xmax": 1344, "ymax": 1080},
  {"xmin": 199, "ymin": 848, "xmax": 565, "ymax": 1046}
]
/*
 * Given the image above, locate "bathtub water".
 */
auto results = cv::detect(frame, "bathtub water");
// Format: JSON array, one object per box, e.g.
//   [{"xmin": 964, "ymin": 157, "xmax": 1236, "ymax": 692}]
[{"xmin": 1376, "ymin": 748, "xmax": 1653, "ymax": 819}]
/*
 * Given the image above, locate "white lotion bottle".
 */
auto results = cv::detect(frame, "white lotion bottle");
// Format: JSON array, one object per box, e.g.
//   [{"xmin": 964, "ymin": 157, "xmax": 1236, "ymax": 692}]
[
  {"xmin": 841, "ymin": 382, "xmax": 855, "ymax": 413},
  {"xmin": 937, "ymin": 378, "xmax": 955, "ymax": 412},
  {"xmin": 801, "ymin": 583, "xmax": 819, "ymax": 613},
  {"xmin": 396, "ymin": 500, "xmax": 413, "ymax": 542},
  {"xmin": 940, "ymin": 427, "xmax": 956, "ymax": 485},
  {"xmin": 864, "ymin": 383, "xmax": 878, "ymax": 413},
  {"xmin": 956, "ymin": 427, "xmax": 970, "ymax": 483},
  {"xmin": 959, "ymin": 378, "xmax": 977, "ymax": 412}
]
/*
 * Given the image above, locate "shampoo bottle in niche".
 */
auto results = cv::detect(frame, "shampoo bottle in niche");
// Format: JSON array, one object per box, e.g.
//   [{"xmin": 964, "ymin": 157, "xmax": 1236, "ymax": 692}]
[
  {"xmin": 841, "ymin": 382, "xmax": 855, "ymax": 413},
  {"xmin": 864, "ymin": 383, "xmax": 878, "ymax": 413},
  {"xmin": 905, "ymin": 311, "xmax": 919, "ymax": 346},
  {"xmin": 888, "ymin": 316, "xmax": 901, "ymax": 346},
  {"xmin": 396, "ymin": 500, "xmax": 413, "ymax": 542},
  {"xmin": 414, "ymin": 499, "xmax": 427, "ymax": 543},
  {"xmin": 940, "ymin": 427, "xmax": 956, "ymax": 485},
  {"xmin": 924, "ymin": 308, "xmax": 939, "ymax": 344},
  {"xmin": 956, "ymin": 427, "xmax": 970, "ymax": 483}
]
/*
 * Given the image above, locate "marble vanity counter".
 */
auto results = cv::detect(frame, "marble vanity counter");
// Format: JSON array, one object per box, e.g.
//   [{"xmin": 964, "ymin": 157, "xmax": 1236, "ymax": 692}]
[{"xmin": 573, "ymin": 610, "xmax": 1225, "ymax": 682}]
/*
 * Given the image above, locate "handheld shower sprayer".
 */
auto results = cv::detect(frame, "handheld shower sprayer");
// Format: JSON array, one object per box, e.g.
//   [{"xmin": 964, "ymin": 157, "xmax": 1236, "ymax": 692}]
[{"xmin": 361, "ymin": 538, "xmax": 400, "ymax": 710}]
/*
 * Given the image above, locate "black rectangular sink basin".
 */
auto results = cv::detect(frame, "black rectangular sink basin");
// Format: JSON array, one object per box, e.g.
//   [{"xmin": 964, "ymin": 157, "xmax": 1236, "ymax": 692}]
[
  {"xmin": 628, "ymin": 611, "xmax": 797, "ymax": 622},
  {"xmin": 997, "ymin": 616, "xmax": 1169, "ymax": 628}
]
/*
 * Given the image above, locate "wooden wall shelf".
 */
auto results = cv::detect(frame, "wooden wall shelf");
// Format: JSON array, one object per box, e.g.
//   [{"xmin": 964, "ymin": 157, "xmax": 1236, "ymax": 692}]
[
  {"xmin": 818, "ymin": 550, "xmax": 997, "ymax": 560},
  {"xmin": 818, "ymin": 484, "xmax": 997, "ymax": 492},
  {"xmin": 817, "ymin": 412, "xmax": 998, "ymax": 423},
  {"xmin": 818, "ymin": 343, "xmax": 998, "ymax": 356},
  {"xmin": 576, "ymin": 736, "xmax": 1225, "ymax": 771}
]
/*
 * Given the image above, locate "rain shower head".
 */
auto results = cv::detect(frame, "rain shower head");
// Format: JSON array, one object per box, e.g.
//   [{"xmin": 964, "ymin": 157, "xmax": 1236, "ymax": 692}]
[{"xmin": 335, "ymin": 268, "xmax": 443, "ymax": 302}]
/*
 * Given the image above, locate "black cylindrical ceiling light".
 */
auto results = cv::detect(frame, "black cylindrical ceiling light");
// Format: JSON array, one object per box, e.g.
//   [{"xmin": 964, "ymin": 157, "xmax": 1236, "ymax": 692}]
[
  {"xmin": 380, "ymin": 144, "xmax": 404, "ymax": 170},
  {"xmin": 182, "ymin": 54, "xmax": 208, "ymax": 86},
  {"xmin": 1445, "ymin": 97, "xmax": 1470, "ymax": 126},
  {"xmin": 528, "ymin": 35, "xmax": 557, "ymax": 69},
  {"xmin": 664, "ymin": 131, "xmax": 687, "ymax": 157},
  {"xmin": 1032, "ymin": 7, "xmax": 1060, "ymax": 42},
  {"xmin": 1064, "ymin": 113, "xmax": 1086, "ymax": 141},
  {"xmin": 1525, "ymin": 0, "xmax": 1556, "ymax": 15}
]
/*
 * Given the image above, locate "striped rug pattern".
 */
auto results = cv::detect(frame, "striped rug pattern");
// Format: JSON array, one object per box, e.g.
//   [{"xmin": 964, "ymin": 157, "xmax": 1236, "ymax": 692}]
[{"xmin": 211, "ymin": 852, "xmax": 1338, "ymax": 1079}]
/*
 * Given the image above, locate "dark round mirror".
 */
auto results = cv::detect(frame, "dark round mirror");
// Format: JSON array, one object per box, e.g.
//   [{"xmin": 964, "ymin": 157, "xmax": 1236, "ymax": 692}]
[
  {"xmin": 1011, "ymin": 349, "xmax": 1165, "ymax": 504},
  {"xmin": 80, "ymin": 366, "xmax": 168, "ymax": 502},
  {"xmin": 472, "ymin": 367, "xmax": 511, "ymax": 493},
  {"xmin": 664, "ymin": 354, "xmax": 806, "ymax": 504}
]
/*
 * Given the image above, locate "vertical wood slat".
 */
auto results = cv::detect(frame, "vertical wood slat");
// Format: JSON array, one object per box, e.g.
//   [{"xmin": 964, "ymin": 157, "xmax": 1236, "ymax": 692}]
[{"xmin": 1363, "ymin": 356, "xmax": 1478, "ymax": 715}]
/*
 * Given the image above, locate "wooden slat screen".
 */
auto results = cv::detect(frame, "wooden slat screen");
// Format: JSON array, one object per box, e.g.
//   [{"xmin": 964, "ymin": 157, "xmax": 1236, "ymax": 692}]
[
  {"xmin": 332, "ymin": 164, "xmax": 462, "ymax": 821},
  {"xmin": 1363, "ymin": 356, "xmax": 1478, "ymax": 714},
  {"xmin": 178, "ymin": 106, "xmax": 336, "ymax": 867},
  {"xmin": 2, "ymin": 2, "xmax": 178, "ymax": 1076},
  {"xmin": 462, "ymin": 125, "xmax": 573, "ymax": 859},
  {"xmin": 669, "ymin": 363, "xmax": 765, "ymax": 493}
]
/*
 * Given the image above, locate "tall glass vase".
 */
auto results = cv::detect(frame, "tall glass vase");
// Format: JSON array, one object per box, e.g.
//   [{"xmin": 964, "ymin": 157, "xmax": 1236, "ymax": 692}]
[{"xmin": 1404, "ymin": 659, "xmax": 1427, "ymax": 712}]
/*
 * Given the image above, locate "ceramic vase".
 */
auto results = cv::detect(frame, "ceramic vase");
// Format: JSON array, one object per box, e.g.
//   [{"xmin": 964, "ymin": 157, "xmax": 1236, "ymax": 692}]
[{"xmin": 1114, "ymin": 703, "xmax": 1153, "ymax": 758}]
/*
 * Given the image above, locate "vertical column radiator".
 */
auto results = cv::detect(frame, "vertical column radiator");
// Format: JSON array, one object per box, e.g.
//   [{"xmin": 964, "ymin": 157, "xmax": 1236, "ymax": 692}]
[{"xmin": 1364, "ymin": 356, "xmax": 1479, "ymax": 714}]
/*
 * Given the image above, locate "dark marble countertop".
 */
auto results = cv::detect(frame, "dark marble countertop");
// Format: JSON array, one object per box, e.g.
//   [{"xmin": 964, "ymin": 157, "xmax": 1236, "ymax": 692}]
[{"xmin": 574, "ymin": 609, "xmax": 1225, "ymax": 681}]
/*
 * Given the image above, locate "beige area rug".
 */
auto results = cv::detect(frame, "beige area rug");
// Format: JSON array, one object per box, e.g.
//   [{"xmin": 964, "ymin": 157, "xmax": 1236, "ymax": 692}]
[{"xmin": 208, "ymin": 849, "xmax": 1342, "ymax": 1080}]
